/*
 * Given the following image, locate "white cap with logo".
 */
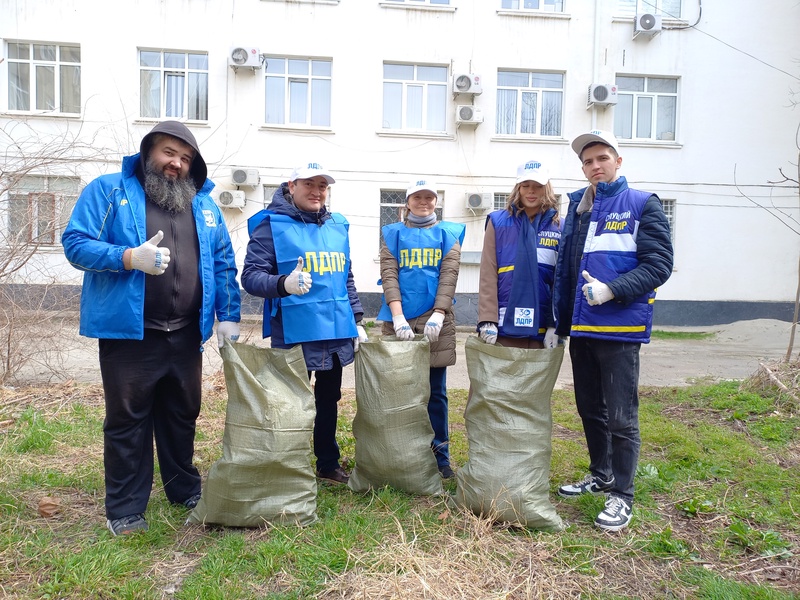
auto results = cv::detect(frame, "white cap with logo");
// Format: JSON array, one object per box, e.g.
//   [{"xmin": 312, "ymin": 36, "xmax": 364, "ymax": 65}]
[
  {"xmin": 516, "ymin": 160, "xmax": 550, "ymax": 185},
  {"xmin": 406, "ymin": 178, "xmax": 439, "ymax": 200},
  {"xmin": 290, "ymin": 162, "xmax": 336, "ymax": 184},
  {"xmin": 571, "ymin": 130, "xmax": 620, "ymax": 157}
]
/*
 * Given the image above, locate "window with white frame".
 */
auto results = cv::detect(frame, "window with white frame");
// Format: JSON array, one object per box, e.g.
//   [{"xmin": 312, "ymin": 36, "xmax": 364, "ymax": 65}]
[
  {"xmin": 661, "ymin": 198, "xmax": 675, "ymax": 241},
  {"xmin": 617, "ymin": 0, "xmax": 681, "ymax": 18},
  {"xmin": 7, "ymin": 42, "xmax": 81, "ymax": 114},
  {"xmin": 494, "ymin": 192, "xmax": 509, "ymax": 210},
  {"xmin": 379, "ymin": 189, "xmax": 443, "ymax": 248},
  {"xmin": 496, "ymin": 70, "xmax": 564, "ymax": 136},
  {"xmin": 382, "ymin": 63, "xmax": 448, "ymax": 132},
  {"xmin": 501, "ymin": 0, "xmax": 564, "ymax": 11},
  {"xmin": 7, "ymin": 176, "xmax": 81, "ymax": 246},
  {"xmin": 614, "ymin": 76, "xmax": 677, "ymax": 142},
  {"xmin": 384, "ymin": 0, "xmax": 451, "ymax": 5},
  {"xmin": 139, "ymin": 50, "xmax": 208, "ymax": 121},
  {"xmin": 264, "ymin": 57, "xmax": 332, "ymax": 127}
]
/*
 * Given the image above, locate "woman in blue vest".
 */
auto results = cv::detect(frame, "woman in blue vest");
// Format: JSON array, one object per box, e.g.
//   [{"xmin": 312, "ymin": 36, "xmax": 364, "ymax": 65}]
[
  {"xmin": 477, "ymin": 160, "xmax": 561, "ymax": 349},
  {"xmin": 378, "ymin": 179, "xmax": 465, "ymax": 479}
]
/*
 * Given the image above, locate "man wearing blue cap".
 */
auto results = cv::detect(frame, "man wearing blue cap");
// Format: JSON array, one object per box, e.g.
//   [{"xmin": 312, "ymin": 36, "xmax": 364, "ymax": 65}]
[{"xmin": 553, "ymin": 130, "xmax": 673, "ymax": 532}]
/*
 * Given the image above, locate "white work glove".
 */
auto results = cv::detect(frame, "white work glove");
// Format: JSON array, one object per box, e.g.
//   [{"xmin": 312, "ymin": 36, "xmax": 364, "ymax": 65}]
[
  {"xmin": 392, "ymin": 314, "xmax": 415, "ymax": 341},
  {"xmin": 424, "ymin": 311, "xmax": 445, "ymax": 343},
  {"xmin": 543, "ymin": 327, "xmax": 558, "ymax": 349},
  {"xmin": 478, "ymin": 322, "xmax": 498, "ymax": 345},
  {"xmin": 284, "ymin": 257, "xmax": 312, "ymax": 295},
  {"xmin": 581, "ymin": 270, "xmax": 614, "ymax": 306},
  {"xmin": 130, "ymin": 230, "xmax": 170, "ymax": 275},
  {"xmin": 217, "ymin": 321, "xmax": 240, "ymax": 348},
  {"xmin": 354, "ymin": 324, "xmax": 368, "ymax": 352}
]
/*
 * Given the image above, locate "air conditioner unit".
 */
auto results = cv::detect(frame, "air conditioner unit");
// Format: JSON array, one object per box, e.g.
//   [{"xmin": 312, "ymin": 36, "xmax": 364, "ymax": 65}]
[
  {"xmin": 215, "ymin": 190, "xmax": 247, "ymax": 209},
  {"xmin": 228, "ymin": 46, "xmax": 262, "ymax": 69},
  {"xmin": 456, "ymin": 105, "xmax": 484, "ymax": 125},
  {"xmin": 587, "ymin": 84, "xmax": 618, "ymax": 107},
  {"xmin": 634, "ymin": 13, "xmax": 663, "ymax": 38},
  {"xmin": 231, "ymin": 168, "xmax": 259, "ymax": 186},
  {"xmin": 465, "ymin": 192, "xmax": 493, "ymax": 211},
  {"xmin": 453, "ymin": 73, "xmax": 483, "ymax": 95}
]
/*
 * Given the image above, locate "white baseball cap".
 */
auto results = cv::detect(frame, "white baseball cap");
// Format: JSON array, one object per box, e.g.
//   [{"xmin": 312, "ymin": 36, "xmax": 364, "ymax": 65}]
[
  {"xmin": 406, "ymin": 178, "xmax": 439, "ymax": 200},
  {"xmin": 515, "ymin": 160, "xmax": 550, "ymax": 185},
  {"xmin": 571, "ymin": 130, "xmax": 620, "ymax": 157},
  {"xmin": 289, "ymin": 162, "xmax": 335, "ymax": 184}
]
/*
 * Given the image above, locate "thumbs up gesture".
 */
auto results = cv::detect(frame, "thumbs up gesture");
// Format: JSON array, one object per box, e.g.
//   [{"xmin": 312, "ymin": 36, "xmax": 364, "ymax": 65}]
[
  {"xmin": 581, "ymin": 270, "xmax": 614, "ymax": 306},
  {"xmin": 284, "ymin": 256, "xmax": 313, "ymax": 295},
  {"xmin": 130, "ymin": 230, "xmax": 171, "ymax": 275}
]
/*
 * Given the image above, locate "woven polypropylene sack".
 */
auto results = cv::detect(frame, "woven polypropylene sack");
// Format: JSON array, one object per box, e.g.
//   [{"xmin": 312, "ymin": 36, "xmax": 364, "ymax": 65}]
[
  {"xmin": 454, "ymin": 336, "xmax": 564, "ymax": 530},
  {"xmin": 348, "ymin": 337, "xmax": 443, "ymax": 496},
  {"xmin": 187, "ymin": 342, "xmax": 318, "ymax": 527}
]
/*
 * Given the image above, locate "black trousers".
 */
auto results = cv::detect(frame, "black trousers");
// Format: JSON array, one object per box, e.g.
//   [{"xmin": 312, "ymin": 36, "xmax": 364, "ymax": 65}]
[
  {"xmin": 308, "ymin": 353, "xmax": 343, "ymax": 473},
  {"xmin": 99, "ymin": 324, "xmax": 202, "ymax": 520}
]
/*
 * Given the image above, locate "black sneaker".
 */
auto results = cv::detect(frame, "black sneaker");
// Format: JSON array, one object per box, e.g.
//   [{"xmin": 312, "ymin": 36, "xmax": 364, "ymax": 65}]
[
  {"xmin": 558, "ymin": 474, "xmax": 615, "ymax": 498},
  {"xmin": 438, "ymin": 464, "xmax": 455, "ymax": 479},
  {"xmin": 107, "ymin": 513, "xmax": 148, "ymax": 536},
  {"xmin": 594, "ymin": 495, "xmax": 633, "ymax": 532},
  {"xmin": 316, "ymin": 466, "xmax": 349, "ymax": 484},
  {"xmin": 182, "ymin": 493, "xmax": 201, "ymax": 509}
]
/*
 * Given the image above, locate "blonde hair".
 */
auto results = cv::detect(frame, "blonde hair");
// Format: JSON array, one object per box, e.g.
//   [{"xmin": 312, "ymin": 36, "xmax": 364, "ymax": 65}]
[{"xmin": 506, "ymin": 181, "xmax": 560, "ymax": 225}]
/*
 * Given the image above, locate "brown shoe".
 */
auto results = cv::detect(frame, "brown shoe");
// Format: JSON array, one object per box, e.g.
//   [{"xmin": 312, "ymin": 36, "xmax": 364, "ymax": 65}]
[{"xmin": 316, "ymin": 466, "xmax": 349, "ymax": 484}]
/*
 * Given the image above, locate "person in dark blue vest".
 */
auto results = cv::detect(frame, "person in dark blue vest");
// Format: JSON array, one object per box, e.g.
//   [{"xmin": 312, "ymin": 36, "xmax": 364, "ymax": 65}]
[
  {"xmin": 554, "ymin": 130, "xmax": 673, "ymax": 532},
  {"xmin": 477, "ymin": 160, "xmax": 561, "ymax": 349},
  {"xmin": 378, "ymin": 179, "xmax": 465, "ymax": 479},
  {"xmin": 241, "ymin": 163, "xmax": 368, "ymax": 485}
]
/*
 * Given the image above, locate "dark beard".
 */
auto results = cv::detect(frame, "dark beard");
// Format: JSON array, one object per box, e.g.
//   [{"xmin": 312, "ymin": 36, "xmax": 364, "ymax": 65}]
[{"xmin": 144, "ymin": 158, "xmax": 196, "ymax": 213}]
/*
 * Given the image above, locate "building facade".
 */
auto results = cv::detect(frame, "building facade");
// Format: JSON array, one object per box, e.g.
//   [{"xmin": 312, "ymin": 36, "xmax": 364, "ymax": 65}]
[{"xmin": 1, "ymin": 0, "xmax": 798, "ymax": 325}]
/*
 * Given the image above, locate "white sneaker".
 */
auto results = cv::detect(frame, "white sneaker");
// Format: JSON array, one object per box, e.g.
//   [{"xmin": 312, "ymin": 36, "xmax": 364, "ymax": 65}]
[
  {"xmin": 594, "ymin": 495, "xmax": 632, "ymax": 532},
  {"xmin": 558, "ymin": 474, "xmax": 615, "ymax": 498}
]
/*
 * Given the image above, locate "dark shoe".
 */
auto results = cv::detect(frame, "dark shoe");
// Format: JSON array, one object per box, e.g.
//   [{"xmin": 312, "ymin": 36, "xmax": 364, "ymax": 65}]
[
  {"xmin": 438, "ymin": 464, "xmax": 455, "ymax": 479},
  {"xmin": 316, "ymin": 466, "xmax": 349, "ymax": 484},
  {"xmin": 182, "ymin": 492, "xmax": 201, "ymax": 509},
  {"xmin": 107, "ymin": 513, "xmax": 148, "ymax": 536},
  {"xmin": 594, "ymin": 495, "xmax": 633, "ymax": 532},
  {"xmin": 558, "ymin": 474, "xmax": 615, "ymax": 498}
]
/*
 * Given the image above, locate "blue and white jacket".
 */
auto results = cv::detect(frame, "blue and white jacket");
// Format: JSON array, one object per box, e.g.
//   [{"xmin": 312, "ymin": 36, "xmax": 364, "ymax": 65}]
[
  {"xmin": 61, "ymin": 153, "xmax": 241, "ymax": 344},
  {"xmin": 553, "ymin": 177, "xmax": 673, "ymax": 343}
]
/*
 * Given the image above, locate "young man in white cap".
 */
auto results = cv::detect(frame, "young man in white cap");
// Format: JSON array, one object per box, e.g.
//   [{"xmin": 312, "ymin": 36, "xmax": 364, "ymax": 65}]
[
  {"xmin": 377, "ymin": 178, "xmax": 465, "ymax": 478},
  {"xmin": 241, "ymin": 162, "xmax": 368, "ymax": 484},
  {"xmin": 553, "ymin": 131, "xmax": 673, "ymax": 532}
]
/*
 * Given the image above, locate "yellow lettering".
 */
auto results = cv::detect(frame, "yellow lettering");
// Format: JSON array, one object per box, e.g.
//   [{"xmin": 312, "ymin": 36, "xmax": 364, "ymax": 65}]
[
  {"xmin": 434, "ymin": 249, "xmax": 442, "ymax": 265},
  {"xmin": 409, "ymin": 248, "xmax": 423, "ymax": 268},
  {"xmin": 399, "ymin": 249, "xmax": 409, "ymax": 268},
  {"xmin": 604, "ymin": 220, "xmax": 628, "ymax": 231},
  {"xmin": 318, "ymin": 252, "xmax": 332, "ymax": 275},
  {"xmin": 305, "ymin": 252, "xmax": 318, "ymax": 273}
]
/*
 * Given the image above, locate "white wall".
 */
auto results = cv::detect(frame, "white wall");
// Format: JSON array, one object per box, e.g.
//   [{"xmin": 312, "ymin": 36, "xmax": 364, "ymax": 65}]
[{"xmin": 1, "ymin": 0, "xmax": 798, "ymax": 304}]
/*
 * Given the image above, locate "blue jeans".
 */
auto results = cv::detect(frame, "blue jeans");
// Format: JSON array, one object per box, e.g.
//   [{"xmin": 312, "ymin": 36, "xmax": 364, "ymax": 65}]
[
  {"xmin": 569, "ymin": 337, "xmax": 641, "ymax": 503},
  {"xmin": 429, "ymin": 366, "xmax": 450, "ymax": 467}
]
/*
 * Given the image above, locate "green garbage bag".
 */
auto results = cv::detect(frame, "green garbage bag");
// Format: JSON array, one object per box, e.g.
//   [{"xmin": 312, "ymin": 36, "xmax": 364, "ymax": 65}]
[
  {"xmin": 187, "ymin": 342, "xmax": 317, "ymax": 527},
  {"xmin": 348, "ymin": 337, "xmax": 443, "ymax": 496},
  {"xmin": 454, "ymin": 336, "xmax": 564, "ymax": 530}
]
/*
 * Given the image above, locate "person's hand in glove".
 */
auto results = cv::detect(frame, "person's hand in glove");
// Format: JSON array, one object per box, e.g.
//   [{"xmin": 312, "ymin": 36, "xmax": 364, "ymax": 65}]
[
  {"xmin": 130, "ymin": 230, "xmax": 170, "ymax": 275},
  {"xmin": 424, "ymin": 311, "xmax": 444, "ymax": 342},
  {"xmin": 543, "ymin": 327, "xmax": 558, "ymax": 349},
  {"xmin": 284, "ymin": 256, "xmax": 312, "ymax": 295},
  {"xmin": 392, "ymin": 314, "xmax": 415, "ymax": 341},
  {"xmin": 354, "ymin": 324, "xmax": 368, "ymax": 352},
  {"xmin": 581, "ymin": 270, "xmax": 614, "ymax": 306},
  {"xmin": 217, "ymin": 321, "xmax": 240, "ymax": 348},
  {"xmin": 478, "ymin": 322, "xmax": 498, "ymax": 345}
]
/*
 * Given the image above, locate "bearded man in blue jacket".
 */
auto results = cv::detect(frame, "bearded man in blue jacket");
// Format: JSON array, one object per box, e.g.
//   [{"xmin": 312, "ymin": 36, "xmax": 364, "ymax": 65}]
[
  {"xmin": 62, "ymin": 121, "xmax": 241, "ymax": 536},
  {"xmin": 553, "ymin": 130, "xmax": 673, "ymax": 532}
]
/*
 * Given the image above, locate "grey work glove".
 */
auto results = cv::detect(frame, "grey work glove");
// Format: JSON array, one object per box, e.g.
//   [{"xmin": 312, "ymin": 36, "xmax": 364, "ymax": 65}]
[
  {"xmin": 284, "ymin": 256, "xmax": 312, "ymax": 295},
  {"xmin": 582, "ymin": 270, "xmax": 614, "ymax": 306},
  {"xmin": 392, "ymin": 314, "xmax": 415, "ymax": 341},
  {"xmin": 543, "ymin": 327, "xmax": 558, "ymax": 349},
  {"xmin": 354, "ymin": 324, "xmax": 368, "ymax": 352},
  {"xmin": 130, "ymin": 230, "xmax": 170, "ymax": 275},
  {"xmin": 478, "ymin": 322, "xmax": 498, "ymax": 345},
  {"xmin": 217, "ymin": 321, "xmax": 240, "ymax": 348},
  {"xmin": 424, "ymin": 311, "xmax": 445, "ymax": 342}
]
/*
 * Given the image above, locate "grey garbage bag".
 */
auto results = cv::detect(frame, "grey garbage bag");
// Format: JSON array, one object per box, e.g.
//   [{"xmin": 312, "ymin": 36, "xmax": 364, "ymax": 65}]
[
  {"xmin": 454, "ymin": 336, "xmax": 564, "ymax": 530},
  {"xmin": 187, "ymin": 342, "xmax": 318, "ymax": 527},
  {"xmin": 348, "ymin": 337, "xmax": 443, "ymax": 496}
]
